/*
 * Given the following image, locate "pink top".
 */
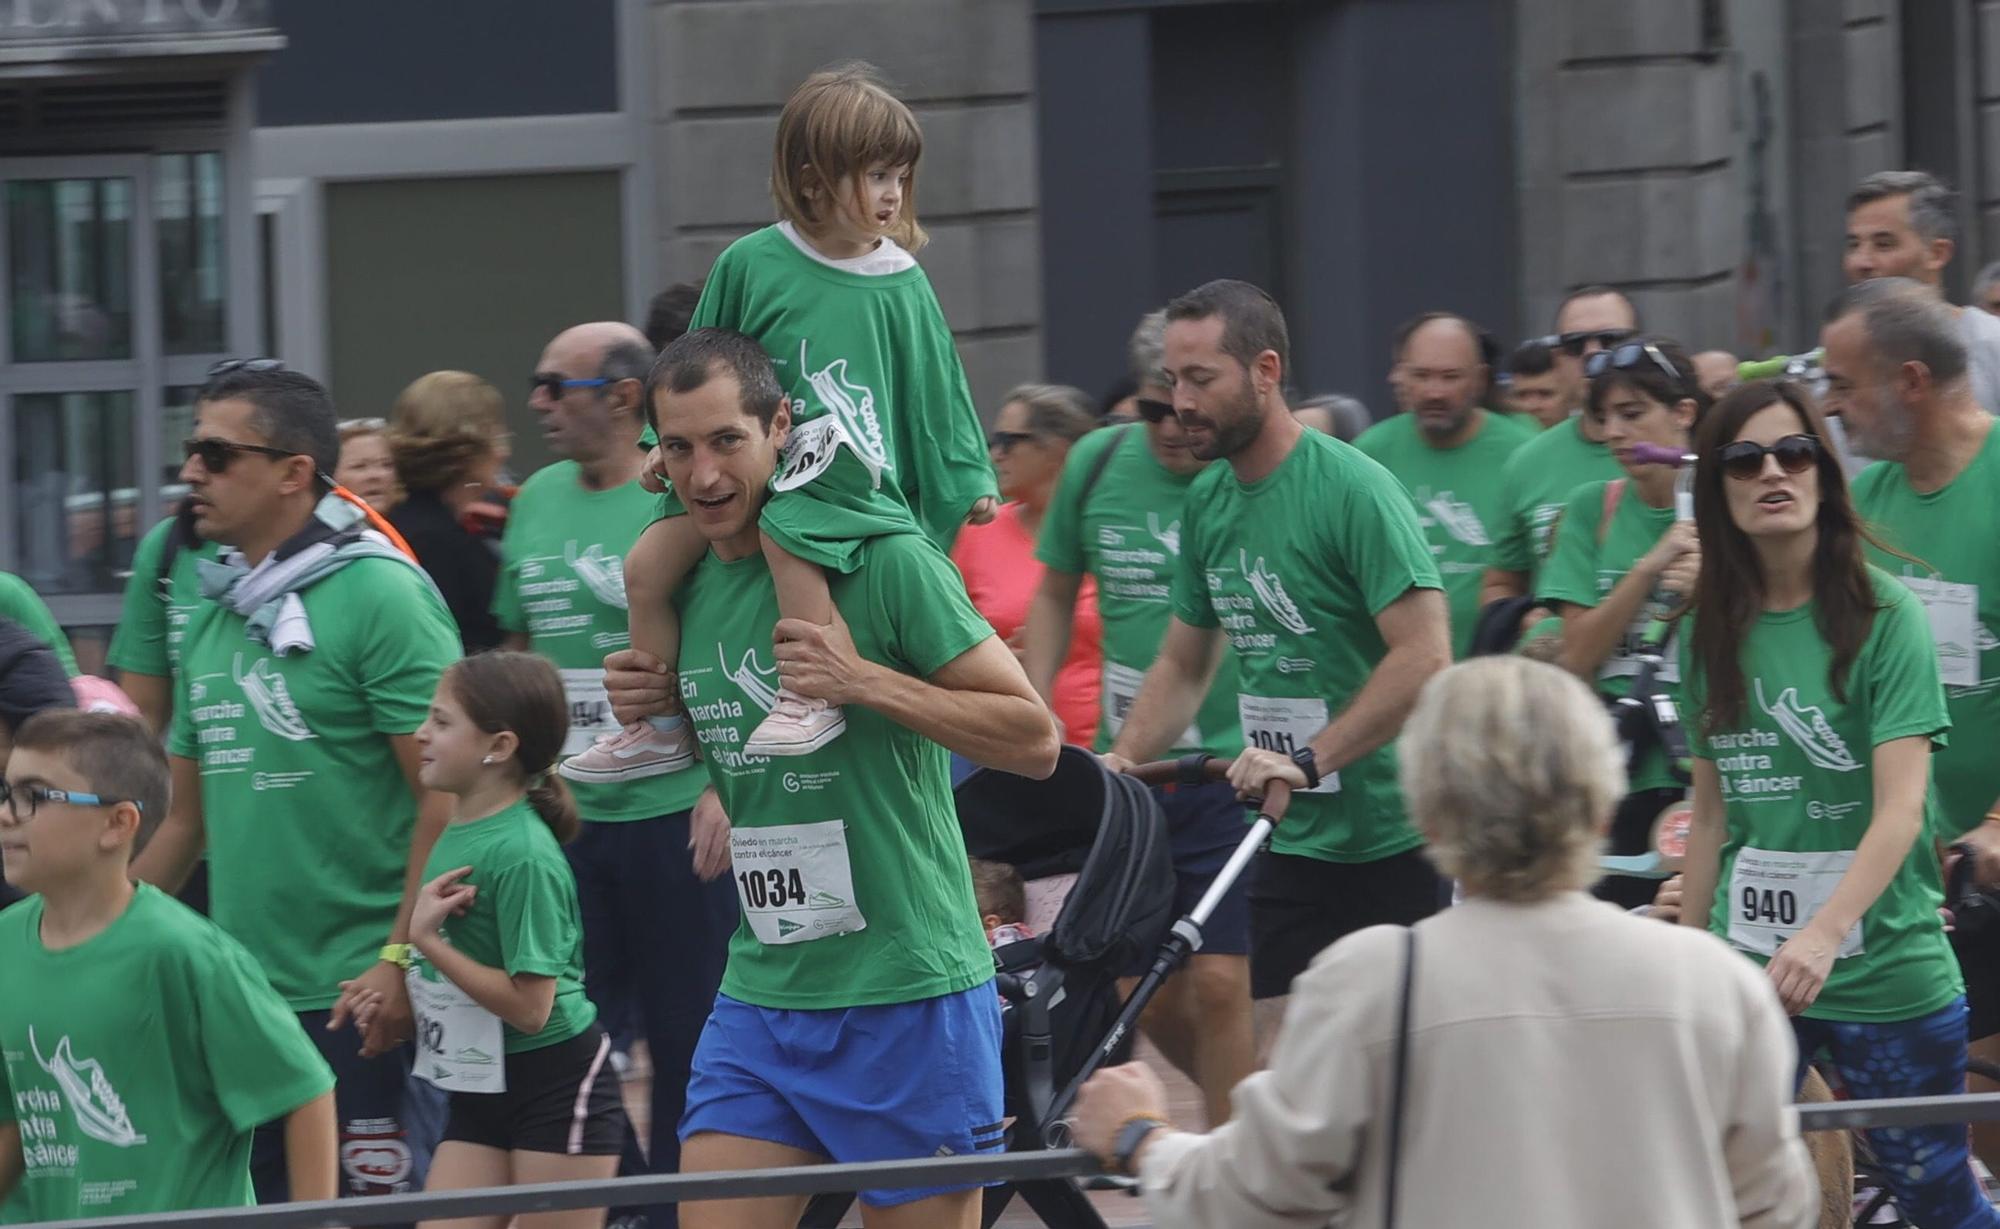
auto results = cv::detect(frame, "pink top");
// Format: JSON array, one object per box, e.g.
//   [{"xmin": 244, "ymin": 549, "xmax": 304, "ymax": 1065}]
[{"xmin": 950, "ymin": 502, "xmax": 1102, "ymax": 747}]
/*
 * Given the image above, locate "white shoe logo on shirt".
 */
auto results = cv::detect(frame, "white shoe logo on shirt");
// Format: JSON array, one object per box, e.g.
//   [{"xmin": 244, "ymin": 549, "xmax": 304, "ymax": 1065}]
[
  {"xmin": 1755, "ymin": 679, "xmax": 1860, "ymax": 773},
  {"xmin": 720, "ymin": 643, "xmax": 781, "ymax": 713},
  {"xmin": 31, "ymin": 1027, "xmax": 145, "ymax": 1148},
  {"xmin": 234, "ymin": 655, "xmax": 317, "ymax": 742},
  {"xmin": 1241, "ymin": 550, "xmax": 1316, "ymax": 635}
]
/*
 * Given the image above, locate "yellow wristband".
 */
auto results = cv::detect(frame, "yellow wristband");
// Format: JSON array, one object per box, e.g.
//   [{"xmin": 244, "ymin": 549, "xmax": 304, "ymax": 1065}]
[{"xmin": 379, "ymin": 943, "xmax": 413, "ymax": 969}]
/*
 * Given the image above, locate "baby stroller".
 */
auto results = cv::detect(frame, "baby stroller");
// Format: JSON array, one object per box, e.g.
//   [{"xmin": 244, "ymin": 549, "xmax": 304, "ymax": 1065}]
[{"xmin": 801, "ymin": 749, "xmax": 1287, "ymax": 1229}]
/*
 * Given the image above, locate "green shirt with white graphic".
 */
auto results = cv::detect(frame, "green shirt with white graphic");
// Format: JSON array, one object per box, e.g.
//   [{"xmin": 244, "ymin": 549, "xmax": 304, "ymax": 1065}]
[
  {"xmin": 1171, "ymin": 431, "xmax": 1443, "ymax": 864},
  {"xmin": 1489, "ymin": 414, "xmax": 1624, "ymax": 579},
  {"xmin": 0, "ymin": 572, "xmax": 75, "ymax": 677},
  {"xmin": 494, "ymin": 462, "xmax": 706, "ymax": 822},
  {"xmin": 675, "ymin": 532, "xmax": 995, "ymax": 1010},
  {"xmin": 107, "ymin": 516, "xmax": 218, "ymax": 682},
  {"xmin": 1036, "ymin": 425, "xmax": 1242, "ymax": 757},
  {"xmin": 0, "ymin": 885, "xmax": 333, "ymax": 1221},
  {"xmin": 415, "ymin": 800, "xmax": 595, "ymax": 1054},
  {"xmin": 1538, "ymin": 479, "xmax": 1684, "ymax": 793},
  {"xmin": 167, "ymin": 558, "xmax": 462, "ymax": 1010},
  {"xmin": 1354, "ymin": 410, "xmax": 1536, "ymax": 658},
  {"xmin": 1681, "ymin": 569, "xmax": 1959, "ymax": 1022},
  {"xmin": 654, "ymin": 225, "xmax": 995, "ymax": 552},
  {"xmin": 1851, "ymin": 424, "xmax": 2000, "ymax": 837}
]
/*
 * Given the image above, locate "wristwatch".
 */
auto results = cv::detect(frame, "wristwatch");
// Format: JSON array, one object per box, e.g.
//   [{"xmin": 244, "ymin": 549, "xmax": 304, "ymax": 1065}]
[
  {"xmin": 1112, "ymin": 1115, "xmax": 1169, "ymax": 1177},
  {"xmin": 1289, "ymin": 746, "xmax": 1322, "ymax": 790}
]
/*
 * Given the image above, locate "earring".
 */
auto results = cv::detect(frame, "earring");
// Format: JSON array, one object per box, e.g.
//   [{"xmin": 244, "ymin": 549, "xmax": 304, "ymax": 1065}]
[{"xmin": 481, "ymin": 755, "xmax": 495, "ymax": 765}]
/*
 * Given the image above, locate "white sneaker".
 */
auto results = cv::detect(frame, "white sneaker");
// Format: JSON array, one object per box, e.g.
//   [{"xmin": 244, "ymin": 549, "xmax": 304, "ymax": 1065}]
[
  {"xmin": 744, "ymin": 689, "xmax": 846, "ymax": 757},
  {"xmin": 558, "ymin": 721, "xmax": 696, "ymax": 783}
]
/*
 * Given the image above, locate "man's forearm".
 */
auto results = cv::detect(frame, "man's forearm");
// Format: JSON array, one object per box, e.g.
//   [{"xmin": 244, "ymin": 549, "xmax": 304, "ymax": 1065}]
[
  {"xmin": 130, "ymin": 811, "xmax": 202, "ymax": 892},
  {"xmin": 1022, "ymin": 578, "xmax": 1080, "ymax": 704},
  {"xmin": 388, "ymin": 793, "xmax": 453, "ymax": 945},
  {"xmin": 283, "ymin": 1092, "xmax": 338, "ymax": 1205},
  {"xmin": 1307, "ymin": 642, "xmax": 1448, "ymax": 773},
  {"xmin": 0, "ymin": 1123, "xmax": 22, "ymax": 1203},
  {"xmin": 857, "ymin": 662, "xmax": 1058, "ymax": 778}
]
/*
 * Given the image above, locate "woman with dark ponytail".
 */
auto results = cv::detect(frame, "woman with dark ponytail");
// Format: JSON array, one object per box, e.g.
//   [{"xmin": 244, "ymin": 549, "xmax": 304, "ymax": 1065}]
[{"xmin": 397, "ymin": 650, "xmax": 624, "ymax": 1225}]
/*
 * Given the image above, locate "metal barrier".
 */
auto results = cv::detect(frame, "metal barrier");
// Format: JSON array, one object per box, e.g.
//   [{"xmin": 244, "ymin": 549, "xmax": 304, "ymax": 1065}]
[{"xmin": 36, "ymin": 1093, "xmax": 2000, "ymax": 1229}]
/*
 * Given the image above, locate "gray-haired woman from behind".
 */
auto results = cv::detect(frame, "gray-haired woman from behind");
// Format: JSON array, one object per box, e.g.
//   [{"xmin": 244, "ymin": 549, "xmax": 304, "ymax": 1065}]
[{"xmin": 1074, "ymin": 656, "xmax": 1817, "ymax": 1229}]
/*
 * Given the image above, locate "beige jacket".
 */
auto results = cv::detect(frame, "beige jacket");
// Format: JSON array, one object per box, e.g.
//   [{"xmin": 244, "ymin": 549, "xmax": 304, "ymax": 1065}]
[{"xmin": 1139, "ymin": 892, "xmax": 1816, "ymax": 1228}]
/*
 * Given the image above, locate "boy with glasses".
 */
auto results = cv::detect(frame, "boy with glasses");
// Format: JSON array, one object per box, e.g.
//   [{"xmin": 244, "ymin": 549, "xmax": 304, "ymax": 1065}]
[{"xmin": 0, "ymin": 710, "xmax": 336, "ymax": 1220}]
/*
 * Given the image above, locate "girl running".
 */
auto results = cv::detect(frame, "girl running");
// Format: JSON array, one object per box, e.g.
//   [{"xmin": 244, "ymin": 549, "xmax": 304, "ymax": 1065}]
[
  {"xmin": 561, "ymin": 61, "xmax": 996, "ymax": 782},
  {"xmin": 1678, "ymin": 381, "xmax": 1999, "ymax": 1228},
  {"xmin": 405, "ymin": 651, "xmax": 626, "ymax": 1229}
]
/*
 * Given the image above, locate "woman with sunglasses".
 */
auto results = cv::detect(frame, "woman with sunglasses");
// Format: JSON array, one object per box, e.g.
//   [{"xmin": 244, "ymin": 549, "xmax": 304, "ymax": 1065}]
[
  {"xmin": 1677, "ymin": 381, "xmax": 1996, "ymax": 1228},
  {"xmin": 1538, "ymin": 336, "xmax": 1711, "ymax": 909},
  {"xmin": 950, "ymin": 384, "xmax": 1103, "ymax": 745}
]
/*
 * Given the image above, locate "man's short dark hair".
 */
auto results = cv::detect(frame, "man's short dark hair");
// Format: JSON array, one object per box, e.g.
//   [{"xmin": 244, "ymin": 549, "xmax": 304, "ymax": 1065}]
[
  {"xmin": 600, "ymin": 339, "xmax": 653, "ymax": 386},
  {"xmin": 1829, "ymin": 276, "xmax": 1969, "ymax": 386},
  {"xmin": 1554, "ymin": 284, "xmax": 1638, "ymax": 329},
  {"xmin": 13, "ymin": 710, "xmax": 169, "ymax": 852},
  {"xmin": 1164, "ymin": 279, "xmax": 1290, "ymax": 375},
  {"xmin": 198, "ymin": 367, "xmax": 340, "ymax": 479},
  {"xmin": 1848, "ymin": 170, "xmax": 1958, "ymax": 244},
  {"xmin": 1504, "ymin": 340, "xmax": 1556, "ymax": 377},
  {"xmin": 644, "ymin": 281, "xmax": 706, "ymax": 351},
  {"xmin": 1392, "ymin": 311, "xmax": 1487, "ymax": 364},
  {"xmin": 645, "ymin": 328, "xmax": 786, "ymax": 433}
]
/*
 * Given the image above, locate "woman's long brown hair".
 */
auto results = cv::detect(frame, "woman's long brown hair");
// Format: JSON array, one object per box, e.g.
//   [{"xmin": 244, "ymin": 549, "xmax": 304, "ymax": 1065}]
[{"xmin": 1688, "ymin": 381, "xmax": 1883, "ymax": 736}]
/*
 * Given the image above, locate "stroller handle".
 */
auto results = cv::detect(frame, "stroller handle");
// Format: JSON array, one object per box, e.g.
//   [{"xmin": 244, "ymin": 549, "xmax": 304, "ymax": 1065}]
[{"xmin": 1127, "ymin": 753, "xmax": 1294, "ymax": 823}]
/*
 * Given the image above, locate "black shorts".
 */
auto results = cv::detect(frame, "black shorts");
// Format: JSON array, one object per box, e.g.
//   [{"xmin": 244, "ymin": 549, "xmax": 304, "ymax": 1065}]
[
  {"xmin": 441, "ymin": 1026, "xmax": 627, "ymax": 1156},
  {"xmin": 1120, "ymin": 781, "xmax": 1255, "ymax": 975},
  {"xmin": 1249, "ymin": 846, "xmax": 1445, "ymax": 1000},
  {"xmin": 1952, "ymin": 914, "xmax": 2000, "ymax": 1042}
]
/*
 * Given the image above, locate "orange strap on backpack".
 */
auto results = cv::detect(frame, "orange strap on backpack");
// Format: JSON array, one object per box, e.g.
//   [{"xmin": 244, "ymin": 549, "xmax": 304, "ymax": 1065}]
[
  {"xmin": 329, "ymin": 485, "xmax": 418, "ymax": 561},
  {"xmin": 1597, "ymin": 478, "xmax": 1626, "ymax": 547}
]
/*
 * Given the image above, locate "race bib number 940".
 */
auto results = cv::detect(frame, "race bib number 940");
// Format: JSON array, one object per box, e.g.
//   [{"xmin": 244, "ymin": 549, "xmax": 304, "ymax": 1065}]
[
  {"xmin": 730, "ymin": 819, "xmax": 867, "ymax": 945},
  {"xmin": 1726, "ymin": 847, "xmax": 1863, "ymax": 959},
  {"xmin": 1237, "ymin": 695, "xmax": 1339, "ymax": 795}
]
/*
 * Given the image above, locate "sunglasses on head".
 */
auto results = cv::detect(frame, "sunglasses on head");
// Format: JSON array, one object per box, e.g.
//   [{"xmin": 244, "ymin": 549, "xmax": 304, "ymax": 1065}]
[
  {"xmin": 1535, "ymin": 328, "xmax": 1636, "ymax": 357},
  {"xmin": 529, "ymin": 372, "xmax": 612, "ymax": 401},
  {"xmin": 1584, "ymin": 341, "xmax": 1682, "ymax": 384},
  {"xmin": 182, "ymin": 436, "xmax": 299, "ymax": 472},
  {"xmin": 206, "ymin": 357, "xmax": 285, "ymax": 378},
  {"xmin": 988, "ymin": 430, "xmax": 1035, "ymax": 451},
  {"xmin": 1134, "ymin": 398, "xmax": 1175, "ymax": 424},
  {"xmin": 1718, "ymin": 433, "xmax": 1820, "ymax": 480}
]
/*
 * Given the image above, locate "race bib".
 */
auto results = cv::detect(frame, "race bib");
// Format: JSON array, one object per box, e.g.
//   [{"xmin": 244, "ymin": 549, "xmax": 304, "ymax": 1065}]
[
  {"xmin": 1102, "ymin": 661, "xmax": 1199, "ymax": 747},
  {"xmin": 1726, "ymin": 847, "xmax": 1863, "ymax": 959},
  {"xmin": 731, "ymin": 819, "xmax": 867, "ymax": 945},
  {"xmin": 559, "ymin": 668, "xmax": 617, "ymax": 756},
  {"xmin": 1903, "ymin": 576, "xmax": 1979, "ymax": 688},
  {"xmin": 773, "ymin": 415, "xmax": 884, "ymax": 492},
  {"xmin": 407, "ymin": 967, "xmax": 506, "ymax": 1093},
  {"xmin": 1237, "ymin": 695, "xmax": 1339, "ymax": 795}
]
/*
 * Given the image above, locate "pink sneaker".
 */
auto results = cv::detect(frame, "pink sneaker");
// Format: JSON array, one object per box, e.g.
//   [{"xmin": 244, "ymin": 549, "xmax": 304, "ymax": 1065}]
[
  {"xmin": 558, "ymin": 721, "xmax": 696, "ymax": 784},
  {"xmin": 743, "ymin": 689, "xmax": 846, "ymax": 757}
]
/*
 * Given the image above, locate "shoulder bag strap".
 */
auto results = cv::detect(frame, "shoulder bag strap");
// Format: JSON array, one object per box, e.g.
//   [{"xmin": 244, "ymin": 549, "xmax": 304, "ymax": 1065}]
[{"xmin": 1384, "ymin": 926, "xmax": 1418, "ymax": 1229}]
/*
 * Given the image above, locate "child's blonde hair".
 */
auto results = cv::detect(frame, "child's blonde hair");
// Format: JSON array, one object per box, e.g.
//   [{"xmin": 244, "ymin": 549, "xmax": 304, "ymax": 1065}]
[{"xmin": 771, "ymin": 61, "xmax": 927, "ymax": 252}]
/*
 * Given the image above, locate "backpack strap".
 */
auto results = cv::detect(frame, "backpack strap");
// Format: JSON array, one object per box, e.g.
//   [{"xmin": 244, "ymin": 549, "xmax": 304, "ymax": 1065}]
[
  {"xmin": 1597, "ymin": 478, "xmax": 1627, "ymax": 548},
  {"xmin": 1077, "ymin": 423, "xmax": 1137, "ymax": 511}
]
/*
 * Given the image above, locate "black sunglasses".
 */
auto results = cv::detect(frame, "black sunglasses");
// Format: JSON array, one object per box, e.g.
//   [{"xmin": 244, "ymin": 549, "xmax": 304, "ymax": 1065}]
[
  {"xmin": 1535, "ymin": 328, "xmax": 1636, "ymax": 357},
  {"xmin": 529, "ymin": 372, "xmax": 612, "ymax": 401},
  {"xmin": 1584, "ymin": 341, "xmax": 1681, "ymax": 384},
  {"xmin": 183, "ymin": 436, "xmax": 298, "ymax": 472},
  {"xmin": 206, "ymin": 357, "xmax": 285, "ymax": 378},
  {"xmin": 1134, "ymin": 398, "xmax": 1175, "ymax": 424},
  {"xmin": 1718, "ymin": 434, "xmax": 1820, "ymax": 481},
  {"xmin": 988, "ymin": 430, "xmax": 1035, "ymax": 451}
]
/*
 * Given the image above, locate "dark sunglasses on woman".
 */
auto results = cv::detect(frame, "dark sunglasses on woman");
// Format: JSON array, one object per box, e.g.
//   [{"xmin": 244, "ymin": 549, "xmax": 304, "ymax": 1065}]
[
  {"xmin": 1718, "ymin": 433, "xmax": 1819, "ymax": 480},
  {"xmin": 988, "ymin": 430, "xmax": 1035, "ymax": 451},
  {"xmin": 1134, "ymin": 398, "xmax": 1175, "ymax": 424}
]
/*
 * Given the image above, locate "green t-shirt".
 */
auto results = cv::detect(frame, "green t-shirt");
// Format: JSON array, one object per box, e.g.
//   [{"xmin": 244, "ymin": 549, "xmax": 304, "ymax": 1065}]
[
  {"xmin": 1851, "ymin": 424, "xmax": 2000, "ymax": 836},
  {"xmin": 1035, "ymin": 425, "xmax": 1242, "ymax": 757},
  {"xmin": 1681, "ymin": 569, "xmax": 1959, "ymax": 1022},
  {"xmin": 0, "ymin": 573, "xmax": 75, "ymax": 677},
  {"xmin": 167, "ymin": 558, "xmax": 462, "ymax": 1009},
  {"xmin": 493, "ymin": 462, "xmax": 706, "ymax": 822},
  {"xmin": 1171, "ymin": 431, "xmax": 1443, "ymax": 863},
  {"xmin": 1538, "ymin": 480, "xmax": 1684, "ymax": 792},
  {"xmin": 0, "ymin": 886, "xmax": 333, "ymax": 1221},
  {"xmin": 106, "ymin": 516, "xmax": 219, "ymax": 682},
  {"xmin": 675, "ymin": 532, "xmax": 994, "ymax": 1010},
  {"xmin": 1353, "ymin": 410, "xmax": 1536, "ymax": 658},
  {"xmin": 669, "ymin": 225, "xmax": 996, "ymax": 550},
  {"xmin": 1489, "ymin": 415, "xmax": 1624, "ymax": 579},
  {"xmin": 415, "ymin": 801, "xmax": 595, "ymax": 1054}
]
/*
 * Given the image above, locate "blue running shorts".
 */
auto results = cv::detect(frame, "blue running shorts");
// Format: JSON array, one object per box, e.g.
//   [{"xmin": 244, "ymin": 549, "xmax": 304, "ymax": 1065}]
[{"xmin": 680, "ymin": 983, "xmax": 1005, "ymax": 1207}]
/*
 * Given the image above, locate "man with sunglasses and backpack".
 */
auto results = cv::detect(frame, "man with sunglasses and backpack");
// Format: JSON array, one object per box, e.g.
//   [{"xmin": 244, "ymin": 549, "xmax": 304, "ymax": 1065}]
[
  {"xmin": 1022, "ymin": 309, "xmax": 1257, "ymax": 1128},
  {"xmin": 1479, "ymin": 287, "xmax": 1639, "ymax": 611},
  {"xmin": 129, "ymin": 362, "xmax": 461, "ymax": 1221},
  {"xmin": 1826, "ymin": 276, "xmax": 2000, "ymax": 1177}
]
